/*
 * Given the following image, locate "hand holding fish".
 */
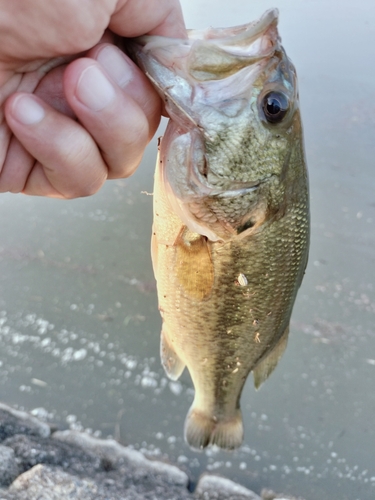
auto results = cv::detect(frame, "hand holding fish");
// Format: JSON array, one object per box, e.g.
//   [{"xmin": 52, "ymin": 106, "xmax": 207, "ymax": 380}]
[{"xmin": 0, "ymin": 0, "xmax": 186, "ymax": 197}]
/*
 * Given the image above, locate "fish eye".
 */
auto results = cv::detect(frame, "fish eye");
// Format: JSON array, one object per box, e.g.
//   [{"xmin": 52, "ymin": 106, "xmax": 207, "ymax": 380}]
[{"xmin": 261, "ymin": 91, "xmax": 289, "ymax": 124}]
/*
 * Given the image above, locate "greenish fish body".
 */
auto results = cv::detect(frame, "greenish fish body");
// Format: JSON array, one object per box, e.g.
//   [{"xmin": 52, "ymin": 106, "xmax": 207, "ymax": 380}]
[{"xmin": 132, "ymin": 9, "xmax": 309, "ymax": 450}]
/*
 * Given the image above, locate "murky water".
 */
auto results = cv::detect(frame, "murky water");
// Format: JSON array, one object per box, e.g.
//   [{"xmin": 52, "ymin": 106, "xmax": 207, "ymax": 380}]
[{"xmin": 0, "ymin": 1, "xmax": 374, "ymax": 499}]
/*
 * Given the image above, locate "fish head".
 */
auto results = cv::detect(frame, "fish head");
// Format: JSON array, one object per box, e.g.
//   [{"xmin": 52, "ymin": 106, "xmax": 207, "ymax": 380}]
[{"xmin": 131, "ymin": 9, "xmax": 303, "ymax": 241}]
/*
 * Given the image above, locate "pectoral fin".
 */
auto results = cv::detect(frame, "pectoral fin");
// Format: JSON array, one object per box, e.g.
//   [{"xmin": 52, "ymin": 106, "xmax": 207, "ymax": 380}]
[
  {"xmin": 253, "ymin": 325, "xmax": 289, "ymax": 390},
  {"xmin": 160, "ymin": 328, "xmax": 185, "ymax": 381},
  {"xmin": 175, "ymin": 227, "xmax": 214, "ymax": 300}
]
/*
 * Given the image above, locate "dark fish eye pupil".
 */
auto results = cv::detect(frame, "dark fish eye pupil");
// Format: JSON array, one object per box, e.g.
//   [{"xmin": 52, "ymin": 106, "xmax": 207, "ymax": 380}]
[
  {"xmin": 267, "ymin": 97, "xmax": 281, "ymax": 114},
  {"xmin": 262, "ymin": 91, "xmax": 289, "ymax": 123}
]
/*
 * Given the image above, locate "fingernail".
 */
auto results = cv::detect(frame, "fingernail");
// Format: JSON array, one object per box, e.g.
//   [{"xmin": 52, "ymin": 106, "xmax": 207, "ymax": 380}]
[
  {"xmin": 97, "ymin": 45, "xmax": 133, "ymax": 89},
  {"xmin": 76, "ymin": 65, "xmax": 115, "ymax": 111},
  {"xmin": 12, "ymin": 94, "xmax": 45, "ymax": 125}
]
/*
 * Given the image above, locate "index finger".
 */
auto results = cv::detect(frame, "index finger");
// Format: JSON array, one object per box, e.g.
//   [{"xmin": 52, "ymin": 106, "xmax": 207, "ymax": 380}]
[{"xmin": 110, "ymin": 0, "xmax": 187, "ymax": 39}]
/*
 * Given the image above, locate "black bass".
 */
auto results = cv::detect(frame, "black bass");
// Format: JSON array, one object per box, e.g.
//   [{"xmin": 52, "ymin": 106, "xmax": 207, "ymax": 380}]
[{"xmin": 131, "ymin": 9, "xmax": 309, "ymax": 450}]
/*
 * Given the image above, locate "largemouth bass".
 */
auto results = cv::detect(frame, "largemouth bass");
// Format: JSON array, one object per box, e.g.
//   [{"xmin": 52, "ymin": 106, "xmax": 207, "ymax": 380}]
[{"xmin": 131, "ymin": 9, "xmax": 309, "ymax": 450}]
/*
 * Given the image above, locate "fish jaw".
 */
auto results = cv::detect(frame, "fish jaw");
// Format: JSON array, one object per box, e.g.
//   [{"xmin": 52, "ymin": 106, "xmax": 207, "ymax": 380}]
[{"xmin": 133, "ymin": 8, "xmax": 280, "ymax": 85}]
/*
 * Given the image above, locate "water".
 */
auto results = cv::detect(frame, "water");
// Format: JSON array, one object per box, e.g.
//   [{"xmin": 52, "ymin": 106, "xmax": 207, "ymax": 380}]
[{"xmin": 0, "ymin": 1, "xmax": 374, "ymax": 499}]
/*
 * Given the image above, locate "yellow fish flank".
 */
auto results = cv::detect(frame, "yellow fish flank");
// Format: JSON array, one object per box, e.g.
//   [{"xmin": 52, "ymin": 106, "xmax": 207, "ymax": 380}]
[{"xmin": 131, "ymin": 9, "xmax": 309, "ymax": 450}]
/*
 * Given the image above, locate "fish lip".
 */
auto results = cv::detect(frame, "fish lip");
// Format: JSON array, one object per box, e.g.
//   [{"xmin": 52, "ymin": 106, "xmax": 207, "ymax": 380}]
[
  {"xmin": 129, "ymin": 8, "xmax": 280, "ymax": 89},
  {"xmin": 186, "ymin": 8, "xmax": 280, "ymax": 57},
  {"xmin": 134, "ymin": 8, "xmax": 279, "ymax": 56}
]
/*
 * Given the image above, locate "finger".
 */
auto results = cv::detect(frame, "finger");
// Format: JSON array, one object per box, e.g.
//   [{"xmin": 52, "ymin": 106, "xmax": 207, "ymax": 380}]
[
  {"xmin": 88, "ymin": 43, "xmax": 162, "ymax": 138},
  {"xmin": 63, "ymin": 50, "xmax": 158, "ymax": 179},
  {"xmin": 111, "ymin": 0, "xmax": 187, "ymax": 38},
  {"xmin": 4, "ymin": 93, "xmax": 107, "ymax": 197},
  {"xmin": 0, "ymin": 65, "xmax": 77, "ymax": 195},
  {"xmin": 24, "ymin": 42, "xmax": 162, "ymax": 143},
  {"xmin": 33, "ymin": 64, "xmax": 76, "ymax": 118},
  {"xmin": 0, "ymin": 135, "xmax": 35, "ymax": 194}
]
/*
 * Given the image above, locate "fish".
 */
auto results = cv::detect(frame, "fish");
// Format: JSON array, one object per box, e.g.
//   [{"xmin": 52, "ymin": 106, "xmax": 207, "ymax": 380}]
[{"xmin": 130, "ymin": 9, "xmax": 309, "ymax": 450}]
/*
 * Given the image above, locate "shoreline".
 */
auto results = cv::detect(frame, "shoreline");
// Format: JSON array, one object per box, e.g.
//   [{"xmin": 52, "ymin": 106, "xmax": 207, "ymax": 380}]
[{"xmin": 0, "ymin": 402, "xmax": 302, "ymax": 500}]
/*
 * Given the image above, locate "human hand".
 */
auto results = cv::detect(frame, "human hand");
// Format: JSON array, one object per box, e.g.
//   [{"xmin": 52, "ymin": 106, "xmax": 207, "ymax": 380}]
[{"xmin": 0, "ymin": 0, "xmax": 186, "ymax": 197}]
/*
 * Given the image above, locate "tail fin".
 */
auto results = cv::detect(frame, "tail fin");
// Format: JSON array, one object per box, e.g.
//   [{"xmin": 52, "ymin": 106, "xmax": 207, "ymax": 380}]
[{"xmin": 184, "ymin": 407, "xmax": 243, "ymax": 450}]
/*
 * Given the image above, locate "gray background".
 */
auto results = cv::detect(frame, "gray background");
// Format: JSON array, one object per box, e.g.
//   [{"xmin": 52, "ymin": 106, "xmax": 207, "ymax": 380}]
[{"xmin": 0, "ymin": 1, "xmax": 374, "ymax": 499}]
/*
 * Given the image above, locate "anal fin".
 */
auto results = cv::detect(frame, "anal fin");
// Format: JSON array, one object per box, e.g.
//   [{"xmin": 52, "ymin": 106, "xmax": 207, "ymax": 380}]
[
  {"xmin": 160, "ymin": 328, "xmax": 185, "ymax": 381},
  {"xmin": 253, "ymin": 325, "xmax": 289, "ymax": 390}
]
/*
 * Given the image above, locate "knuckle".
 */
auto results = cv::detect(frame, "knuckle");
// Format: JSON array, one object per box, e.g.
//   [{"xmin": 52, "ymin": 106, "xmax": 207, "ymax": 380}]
[
  {"xmin": 113, "ymin": 127, "xmax": 149, "ymax": 179},
  {"xmin": 60, "ymin": 5, "xmax": 113, "ymax": 53},
  {"xmin": 59, "ymin": 142, "xmax": 106, "ymax": 198},
  {"xmin": 62, "ymin": 178, "xmax": 104, "ymax": 199},
  {"xmin": 127, "ymin": 116, "xmax": 149, "ymax": 149}
]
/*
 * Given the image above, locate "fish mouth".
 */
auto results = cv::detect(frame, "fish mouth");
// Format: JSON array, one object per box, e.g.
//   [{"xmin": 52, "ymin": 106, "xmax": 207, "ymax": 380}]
[{"xmin": 132, "ymin": 9, "xmax": 280, "ymax": 83}]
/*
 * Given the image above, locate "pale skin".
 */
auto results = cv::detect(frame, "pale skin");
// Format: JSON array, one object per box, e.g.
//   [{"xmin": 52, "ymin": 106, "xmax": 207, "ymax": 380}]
[{"xmin": 0, "ymin": 0, "xmax": 187, "ymax": 198}]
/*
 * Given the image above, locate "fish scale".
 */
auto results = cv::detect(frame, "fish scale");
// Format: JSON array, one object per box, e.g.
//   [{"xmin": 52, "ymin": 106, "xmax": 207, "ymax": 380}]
[{"xmin": 131, "ymin": 8, "xmax": 309, "ymax": 450}]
